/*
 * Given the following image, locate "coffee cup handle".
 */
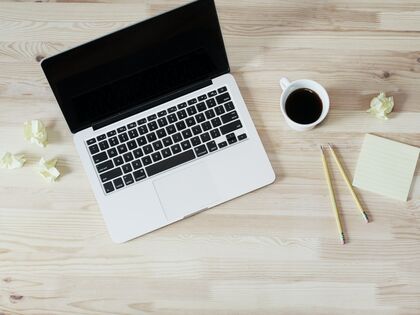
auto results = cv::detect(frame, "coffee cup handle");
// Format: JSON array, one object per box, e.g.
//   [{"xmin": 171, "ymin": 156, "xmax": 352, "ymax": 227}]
[{"xmin": 279, "ymin": 77, "xmax": 290, "ymax": 91}]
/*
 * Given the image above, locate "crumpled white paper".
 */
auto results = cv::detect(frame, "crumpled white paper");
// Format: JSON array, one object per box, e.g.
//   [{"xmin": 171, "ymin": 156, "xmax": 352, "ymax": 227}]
[
  {"xmin": 0, "ymin": 152, "xmax": 26, "ymax": 169},
  {"xmin": 37, "ymin": 157, "xmax": 60, "ymax": 182},
  {"xmin": 24, "ymin": 120, "xmax": 48, "ymax": 147},
  {"xmin": 367, "ymin": 92, "xmax": 394, "ymax": 120}
]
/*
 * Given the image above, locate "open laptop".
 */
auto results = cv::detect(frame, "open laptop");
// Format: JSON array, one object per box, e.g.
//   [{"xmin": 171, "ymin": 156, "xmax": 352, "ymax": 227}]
[{"xmin": 41, "ymin": 0, "xmax": 275, "ymax": 243}]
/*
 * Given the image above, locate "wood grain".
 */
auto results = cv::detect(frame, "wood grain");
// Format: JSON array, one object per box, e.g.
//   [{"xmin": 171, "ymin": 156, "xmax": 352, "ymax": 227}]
[{"xmin": 0, "ymin": 0, "xmax": 419, "ymax": 314}]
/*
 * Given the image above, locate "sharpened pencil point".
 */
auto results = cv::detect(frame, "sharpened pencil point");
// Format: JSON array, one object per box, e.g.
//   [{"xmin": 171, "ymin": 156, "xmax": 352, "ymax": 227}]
[
  {"xmin": 363, "ymin": 211, "xmax": 369, "ymax": 223},
  {"xmin": 341, "ymin": 233, "xmax": 346, "ymax": 245}
]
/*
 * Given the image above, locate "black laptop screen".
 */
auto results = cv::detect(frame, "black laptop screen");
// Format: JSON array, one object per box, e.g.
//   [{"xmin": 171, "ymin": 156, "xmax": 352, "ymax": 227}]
[{"xmin": 41, "ymin": 0, "xmax": 229, "ymax": 133}]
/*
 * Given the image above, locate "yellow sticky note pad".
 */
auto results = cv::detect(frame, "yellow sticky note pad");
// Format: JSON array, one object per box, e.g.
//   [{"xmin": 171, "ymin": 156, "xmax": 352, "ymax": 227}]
[{"xmin": 353, "ymin": 134, "xmax": 419, "ymax": 201}]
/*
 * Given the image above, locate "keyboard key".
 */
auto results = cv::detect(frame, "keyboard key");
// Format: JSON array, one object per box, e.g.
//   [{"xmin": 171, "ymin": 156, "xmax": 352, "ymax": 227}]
[
  {"xmin": 138, "ymin": 125, "xmax": 148, "ymax": 135},
  {"xmin": 153, "ymin": 140, "xmax": 163, "ymax": 151},
  {"xmin": 181, "ymin": 140, "xmax": 191, "ymax": 150},
  {"xmin": 148, "ymin": 121, "xmax": 158, "ymax": 131},
  {"xmin": 182, "ymin": 129, "xmax": 192, "ymax": 139},
  {"xmin": 137, "ymin": 118, "xmax": 146, "ymax": 125},
  {"xmin": 206, "ymin": 140, "xmax": 218, "ymax": 152},
  {"xmin": 171, "ymin": 144, "xmax": 181, "ymax": 154},
  {"xmin": 168, "ymin": 106, "xmax": 177, "ymax": 113},
  {"xmin": 195, "ymin": 113, "xmax": 205, "ymax": 123},
  {"xmin": 137, "ymin": 136, "xmax": 147, "ymax": 146},
  {"xmin": 118, "ymin": 133, "xmax": 129, "ymax": 143},
  {"xmin": 97, "ymin": 160, "xmax": 114, "ymax": 173},
  {"xmin": 186, "ymin": 117, "xmax": 195, "ymax": 127},
  {"xmin": 122, "ymin": 163, "xmax": 132, "ymax": 173},
  {"xmin": 177, "ymin": 102, "xmax": 187, "ymax": 109},
  {"xmin": 156, "ymin": 128, "xmax": 167, "ymax": 138},
  {"xmin": 87, "ymin": 138, "xmax": 96, "ymax": 145},
  {"xmin": 123, "ymin": 174, "xmax": 134, "ymax": 185},
  {"xmin": 163, "ymin": 136, "xmax": 173, "ymax": 147},
  {"xmin": 177, "ymin": 109, "xmax": 187, "ymax": 120},
  {"xmin": 215, "ymin": 105, "xmax": 225, "ymax": 115},
  {"xmin": 123, "ymin": 152, "xmax": 134, "ymax": 162},
  {"xmin": 103, "ymin": 181, "xmax": 115, "ymax": 193},
  {"xmin": 107, "ymin": 148, "xmax": 118, "ymax": 158},
  {"xmin": 202, "ymin": 121, "xmax": 211, "ymax": 131},
  {"xmin": 224, "ymin": 101, "xmax": 235, "ymax": 112},
  {"xmin": 99, "ymin": 140, "xmax": 109, "ymax": 150},
  {"xmin": 191, "ymin": 136, "xmax": 201, "ymax": 146},
  {"xmin": 147, "ymin": 114, "xmax": 157, "ymax": 121},
  {"xmin": 191, "ymin": 125, "xmax": 202, "ymax": 135},
  {"xmin": 200, "ymin": 132, "xmax": 211, "ymax": 143},
  {"xmin": 206, "ymin": 98, "xmax": 216, "ymax": 108},
  {"xmin": 218, "ymin": 141, "xmax": 228, "ymax": 148},
  {"xmin": 89, "ymin": 144, "xmax": 100, "ymax": 155},
  {"xmin": 147, "ymin": 132, "xmax": 157, "ymax": 143},
  {"xmin": 133, "ymin": 169, "xmax": 146, "ymax": 181},
  {"xmin": 211, "ymin": 117, "xmax": 222, "ymax": 128},
  {"xmin": 220, "ymin": 120, "xmax": 242, "ymax": 135},
  {"xmin": 238, "ymin": 133, "xmax": 247, "ymax": 141},
  {"xmin": 157, "ymin": 110, "xmax": 167, "ymax": 117},
  {"xmin": 208, "ymin": 90, "xmax": 217, "ymax": 97},
  {"xmin": 113, "ymin": 177, "xmax": 124, "ymax": 189},
  {"xmin": 117, "ymin": 144, "xmax": 128, "ymax": 154},
  {"xmin": 194, "ymin": 144, "xmax": 208, "ymax": 157},
  {"xmin": 198, "ymin": 94, "xmax": 207, "ymax": 101},
  {"xmin": 167, "ymin": 113, "xmax": 177, "ymax": 123},
  {"xmin": 127, "ymin": 140, "xmax": 137, "ymax": 150},
  {"xmin": 218, "ymin": 86, "xmax": 227, "ymax": 93},
  {"xmin": 127, "ymin": 122, "xmax": 136, "ymax": 129},
  {"xmin": 92, "ymin": 152, "xmax": 107, "ymax": 164},
  {"xmin": 151, "ymin": 151, "xmax": 162, "ymax": 162},
  {"xmin": 172, "ymin": 133, "xmax": 183, "ymax": 143},
  {"xmin": 133, "ymin": 148, "xmax": 143, "ymax": 158},
  {"xmin": 146, "ymin": 149, "xmax": 195, "ymax": 177},
  {"xmin": 109, "ymin": 136, "xmax": 119, "ymax": 147},
  {"xmin": 142, "ymin": 155, "xmax": 152, "ymax": 166},
  {"xmin": 100, "ymin": 167, "xmax": 122, "ymax": 182},
  {"xmin": 197, "ymin": 102, "xmax": 206, "ymax": 112},
  {"xmin": 216, "ymin": 92, "xmax": 231, "ymax": 104},
  {"xmin": 162, "ymin": 148, "xmax": 172, "ymax": 158},
  {"xmin": 97, "ymin": 134, "xmax": 106, "ymax": 141},
  {"xmin": 210, "ymin": 129, "xmax": 221, "ymax": 139},
  {"xmin": 187, "ymin": 98, "xmax": 197, "ymax": 105},
  {"xmin": 205, "ymin": 109, "xmax": 215, "ymax": 119},
  {"xmin": 113, "ymin": 156, "xmax": 124, "ymax": 166},
  {"xmin": 176, "ymin": 121, "xmax": 186, "ymax": 131},
  {"xmin": 221, "ymin": 111, "xmax": 239, "ymax": 124},
  {"xmin": 128, "ymin": 129, "xmax": 139, "ymax": 139},
  {"xmin": 143, "ymin": 144, "xmax": 153, "ymax": 154},
  {"xmin": 107, "ymin": 130, "xmax": 116, "ymax": 137},
  {"xmin": 226, "ymin": 133, "xmax": 237, "ymax": 144},
  {"xmin": 132, "ymin": 159, "xmax": 142, "ymax": 170},
  {"xmin": 187, "ymin": 106, "xmax": 197, "ymax": 116},
  {"xmin": 166, "ymin": 125, "xmax": 176, "ymax": 134},
  {"xmin": 117, "ymin": 126, "xmax": 127, "ymax": 133},
  {"xmin": 157, "ymin": 117, "xmax": 168, "ymax": 127}
]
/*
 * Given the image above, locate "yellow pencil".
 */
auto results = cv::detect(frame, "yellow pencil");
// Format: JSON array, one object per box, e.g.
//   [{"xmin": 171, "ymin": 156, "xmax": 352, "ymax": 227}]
[
  {"xmin": 320, "ymin": 145, "xmax": 346, "ymax": 245},
  {"xmin": 328, "ymin": 144, "xmax": 369, "ymax": 223}
]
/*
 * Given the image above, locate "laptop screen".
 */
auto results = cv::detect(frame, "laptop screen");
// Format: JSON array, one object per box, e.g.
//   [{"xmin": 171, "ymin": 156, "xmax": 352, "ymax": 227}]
[{"xmin": 41, "ymin": 0, "xmax": 229, "ymax": 133}]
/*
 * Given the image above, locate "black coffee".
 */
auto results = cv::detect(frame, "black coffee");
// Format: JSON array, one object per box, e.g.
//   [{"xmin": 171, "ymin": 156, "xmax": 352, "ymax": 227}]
[{"xmin": 285, "ymin": 88, "xmax": 323, "ymax": 124}]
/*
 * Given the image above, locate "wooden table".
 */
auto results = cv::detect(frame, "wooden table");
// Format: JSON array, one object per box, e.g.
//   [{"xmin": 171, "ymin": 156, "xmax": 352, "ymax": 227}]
[{"xmin": 1, "ymin": 1, "xmax": 419, "ymax": 314}]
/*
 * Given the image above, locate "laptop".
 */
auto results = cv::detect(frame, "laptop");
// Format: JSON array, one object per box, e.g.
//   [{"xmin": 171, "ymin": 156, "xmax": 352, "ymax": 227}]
[{"xmin": 41, "ymin": 0, "xmax": 275, "ymax": 243}]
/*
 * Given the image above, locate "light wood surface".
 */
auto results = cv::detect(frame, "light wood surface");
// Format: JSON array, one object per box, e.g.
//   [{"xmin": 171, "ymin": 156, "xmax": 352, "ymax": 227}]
[{"xmin": 1, "ymin": 1, "xmax": 419, "ymax": 314}]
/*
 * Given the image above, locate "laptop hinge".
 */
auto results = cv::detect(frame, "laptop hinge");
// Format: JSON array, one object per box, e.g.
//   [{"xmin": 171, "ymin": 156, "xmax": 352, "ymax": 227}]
[{"xmin": 92, "ymin": 79, "xmax": 213, "ymax": 131}]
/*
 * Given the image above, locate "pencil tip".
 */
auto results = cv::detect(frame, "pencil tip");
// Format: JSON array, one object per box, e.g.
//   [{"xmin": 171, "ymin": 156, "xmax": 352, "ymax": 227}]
[
  {"xmin": 341, "ymin": 233, "xmax": 346, "ymax": 245},
  {"xmin": 363, "ymin": 211, "xmax": 369, "ymax": 223}
]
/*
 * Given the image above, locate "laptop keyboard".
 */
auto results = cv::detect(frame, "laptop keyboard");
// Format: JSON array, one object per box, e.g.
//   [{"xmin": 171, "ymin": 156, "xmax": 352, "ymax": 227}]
[{"xmin": 85, "ymin": 86, "xmax": 248, "ymax": 194}]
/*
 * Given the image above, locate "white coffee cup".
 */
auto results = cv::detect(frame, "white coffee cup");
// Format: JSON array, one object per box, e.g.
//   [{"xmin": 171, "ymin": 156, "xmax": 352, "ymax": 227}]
[{"xmin": 279, "ymin": 77, "xmax": 330, "ymax": 131}]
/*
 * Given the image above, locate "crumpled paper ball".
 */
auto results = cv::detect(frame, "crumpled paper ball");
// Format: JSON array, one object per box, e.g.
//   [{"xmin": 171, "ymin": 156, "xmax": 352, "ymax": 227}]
[
  {"xmin": 0, "ymin": 152, "xmax": 26, "ymax": 169},
  {"xmin": 37, "ymin": 157, "xmax": 60, "ymax": 182},
  {"xmin": 24, "ymin": 119, "xmax": 48, "ymax": 147},
  {"xmin": 367, "ymin": 92, "xmax": 394, "ymax": 120}
]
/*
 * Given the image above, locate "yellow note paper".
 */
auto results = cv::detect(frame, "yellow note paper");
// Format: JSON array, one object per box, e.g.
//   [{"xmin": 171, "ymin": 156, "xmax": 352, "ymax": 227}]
[{"xmin": 353, "ymin": 134, "xmax": 419, "ymax": 201}]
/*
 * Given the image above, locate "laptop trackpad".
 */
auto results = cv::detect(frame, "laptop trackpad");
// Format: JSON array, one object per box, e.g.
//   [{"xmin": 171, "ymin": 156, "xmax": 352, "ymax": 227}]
[{"xmin": 153, "ymin": 162, "xmax": 220, "ymax": 221}]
